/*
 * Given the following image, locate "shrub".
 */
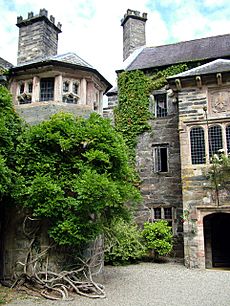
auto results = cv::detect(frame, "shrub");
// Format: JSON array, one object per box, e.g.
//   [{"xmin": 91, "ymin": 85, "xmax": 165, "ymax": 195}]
[
  {"xmin": 142, "ymin": 221, "xmax": 173, "ymax": 259},
  {"xmin": 104, "ymin": 218, "xmax": 145, "ymax": 265}
]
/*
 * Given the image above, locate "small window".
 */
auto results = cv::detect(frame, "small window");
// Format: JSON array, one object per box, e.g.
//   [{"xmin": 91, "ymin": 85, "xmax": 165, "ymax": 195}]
[
  {"xmin": 208, "ymin": 125, "xmax": 223, "ymax": 158},
  {"xmin": 19, "ymin": 83, "xmax": 25, "ymax": 94},
  {"xmin": 40, "ymin": 78, "xmax": 54, "ymax": 101},
  {"xmin": 72, "ymin": 82, "xmax": 79, "ymax": 94},
  {"xmin": 153, "ymin": 145, "xmax": 168, "ymax": 172},
  {"xmin": 28, "ymin": 82, "xmax": 33, "ymax": 93},
  {"xmin": 226, "ymin": 125, "xmax": 230, "ymax": 154},
  {"xmin": 190, "ymin": 127, "xmax": 206, "ymax": 164},
  {"xmin": 149, "ymin": 207, "xmax": 173, "ymax": 229},
  {"xmin": 155, "ymin": 94, "xmax": 167, "ymax": 117},
  {"xmin": 63, "ymin": 81, "xmax": 69, "ymax": 93}
]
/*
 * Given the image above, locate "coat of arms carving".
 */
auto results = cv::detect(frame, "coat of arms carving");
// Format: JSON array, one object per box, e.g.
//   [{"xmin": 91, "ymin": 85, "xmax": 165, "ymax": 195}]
[{"xmin": 209, "ymin": 89, "xmax": 230, "ymax": 113}]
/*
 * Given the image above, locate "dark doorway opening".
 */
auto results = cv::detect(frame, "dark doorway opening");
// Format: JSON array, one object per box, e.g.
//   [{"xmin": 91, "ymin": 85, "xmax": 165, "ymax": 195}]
[{"xmin": 204, "ymin": 213, "xmax": 230, "ymax": 268}]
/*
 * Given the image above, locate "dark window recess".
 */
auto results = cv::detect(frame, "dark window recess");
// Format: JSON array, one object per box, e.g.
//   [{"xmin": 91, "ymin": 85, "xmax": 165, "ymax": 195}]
[
  {"xmin": 154, "ymin": 146, "xmax": 168, "ymax": 172},
  {"xmin": 40, "ymin": 78, "xmax": 54, "ymax": 101},
  {"xmin": 63, "ymin": 81, "xmax": 69, "ymax": 92},
  {"xmin": 28, "ymin": 82, "xmax": 33, "ymax": 93},
  {"xmin": 164, "ymin": 207, "xmax": 172, "ymax": 219},
  {"xmin": 155, "ymin": 94, "xmax": 167, "ymax": 117},
  {"xmin": 62, "ymin": 94, "xmax": 78, "ymax": 104},
  {"xmin": 190, "ymin": 127, "xmax": 206, "ymax": 164},
  {"xmin": 208, "ymin": 125, "xmax": 223, "ymax": 158},
  {"xmin": 226, "ymin": 125, "xmax": 230, "ymax": 154},
  {"xmin": 72, "ymin": 83, "xmax": 79, "ymax": 94},
  {"xmin": 154, "ymin": 208, "xmax": 161, "ymax": 219},
  {"xmin": 19, "ymin": 83, "xmax": 24, "ymax": 94}
]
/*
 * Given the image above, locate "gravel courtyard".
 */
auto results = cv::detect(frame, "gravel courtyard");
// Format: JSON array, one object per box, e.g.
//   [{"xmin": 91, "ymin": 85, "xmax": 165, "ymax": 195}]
[{"xmin": 7, "ymin": 261, "xmax": 230, "ymax": 306}]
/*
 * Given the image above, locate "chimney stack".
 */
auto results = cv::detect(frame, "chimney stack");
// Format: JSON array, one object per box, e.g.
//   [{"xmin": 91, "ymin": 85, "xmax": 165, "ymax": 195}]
[
  {"xmin": 121, "ymin": 9, "xmax": 147, "ymax": 61},
  {"xmin": 16, "ymin": 9, "xmax": 62, "ymax": 65}
]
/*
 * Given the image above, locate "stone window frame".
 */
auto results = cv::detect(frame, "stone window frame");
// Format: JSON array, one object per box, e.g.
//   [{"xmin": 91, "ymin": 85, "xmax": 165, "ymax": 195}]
[
  {"xmin": 17, "ymin": 79, "xmax": 33, "ymax": 104},
  {"xmin": 62, "ymin": 78, "xmax": 80, "ymax": 104},
  {"xmin": 152, "ymin": 144, "xmax": 169, "ymax": 173},
  {"xmin": 188, "ymin": 123, "xmax": 230, "ymax": 165}
]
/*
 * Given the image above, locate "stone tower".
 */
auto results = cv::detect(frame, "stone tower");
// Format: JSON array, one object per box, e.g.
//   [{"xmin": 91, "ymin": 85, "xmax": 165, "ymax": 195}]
[
  {"xmin": 16, "ymin": 9, "xmax": 62, "ymax": 65},
  {"xmin": 121, "ymin": 9, "xmax": 147, "ymax": 61}
]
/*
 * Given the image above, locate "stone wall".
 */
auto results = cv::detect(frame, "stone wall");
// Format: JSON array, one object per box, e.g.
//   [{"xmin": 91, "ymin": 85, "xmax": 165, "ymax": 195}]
[
  {"xmin": 177, "ymin": 76, "xmax": 230, "ymax": 268},
  {"xmin": 135, "ymin": 94, "xmax": 184, "ymax": 257}
]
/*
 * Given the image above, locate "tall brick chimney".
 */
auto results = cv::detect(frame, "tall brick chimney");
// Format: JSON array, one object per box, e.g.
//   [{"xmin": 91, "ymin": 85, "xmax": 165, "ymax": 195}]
[
  {"xmin": 121, "ymin": 9, "xmax": 147, "ymax": 61},
  {"xmin": 16, "ymin": 9, "xmax": 62, "ymax": 65}
]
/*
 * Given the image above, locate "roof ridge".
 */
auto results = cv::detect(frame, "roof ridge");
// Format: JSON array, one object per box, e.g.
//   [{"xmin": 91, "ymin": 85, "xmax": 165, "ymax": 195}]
[{"xmin": 146, "ymin": 33, "xmax": 230, "ymax": 50}]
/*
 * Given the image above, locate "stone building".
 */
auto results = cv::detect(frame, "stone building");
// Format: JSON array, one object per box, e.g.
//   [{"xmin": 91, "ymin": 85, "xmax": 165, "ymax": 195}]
[
  {"xmin": 8, "ymin": 9, "xmax": 111, "ymax": 125},
  {"xmin": 168, "ymin": 60, "xmax": 230, "ymax": 268},
  {"xmin": 0, "ymin": 9, "xmax": 111, "ymax": 279},
  {"xmin": 104, "ymin": 9, "xmax": 230, "ymax": 262}
]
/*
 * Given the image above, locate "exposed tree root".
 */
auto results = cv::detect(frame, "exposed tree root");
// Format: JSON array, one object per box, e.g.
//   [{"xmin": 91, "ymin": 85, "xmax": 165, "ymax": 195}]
[{"xmin": 10, "ymin": 216, "xmax": 106, "ymax": 300}]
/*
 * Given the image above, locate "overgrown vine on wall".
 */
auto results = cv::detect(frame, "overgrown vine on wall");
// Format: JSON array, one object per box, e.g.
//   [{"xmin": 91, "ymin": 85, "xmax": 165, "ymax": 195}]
[{"xmin": 114, "ymin": 64, "xmax": 188, "ymax": 161}]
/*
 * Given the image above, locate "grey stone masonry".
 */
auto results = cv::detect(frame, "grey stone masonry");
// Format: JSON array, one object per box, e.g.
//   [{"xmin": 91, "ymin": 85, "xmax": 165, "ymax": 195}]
[
  {"xmin": 16, "ymin": 9, "xmax": 62, "ymax": 65},
  {"xmin": 121, "ymin": 9, "xmax": 147, "ymax": 61}
]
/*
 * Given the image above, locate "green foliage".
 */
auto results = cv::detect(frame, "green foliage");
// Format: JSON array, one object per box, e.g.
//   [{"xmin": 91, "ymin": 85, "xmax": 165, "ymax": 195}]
[
  {"xmin": 14, "ymin": 112, "xmax": 141, "ymax": 247},
  {"xmin": 142, "ymin": 221, "xmax": 173, "ymax": 257},
  {"xmin": 114, "ymin": 70, "xmax": 151, "ymax": 160},
  {"xmin": 206, "ymin": 153, "xmax": 230, "ymax": 191},
  {"xmin": 149, "ymin": 64, "xmax": 188, "ymax": 91},
  {"xmin": 0, "ymin": 86, "xmax": 24, "ymax": 198},
  {"xmin": 104, "ymin": 218, "xmax": 145, "ymax": 265}
]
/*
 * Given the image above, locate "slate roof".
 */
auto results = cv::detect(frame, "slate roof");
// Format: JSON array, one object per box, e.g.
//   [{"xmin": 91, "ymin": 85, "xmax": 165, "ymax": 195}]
[
  {"xmin": 0, "ymin": 57, "xmax": 13, "ymax": 69},
  {"xmin": 122, "ymin": 34, "xmax": 230, "ymax": 71},
  {"xmin": 168, "ymin": 59, "xmax": 230, "ymax": 79},
  {"xmin": 15, "ymin": 52, "xmax": 93, "ymax": 69},
  {"xmin": 11, "ymin": 52, "xmax": 112, "ymax": 92}
]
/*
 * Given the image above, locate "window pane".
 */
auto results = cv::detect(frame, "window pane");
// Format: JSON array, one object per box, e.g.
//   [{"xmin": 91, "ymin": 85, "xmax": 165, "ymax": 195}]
[
  {"xmin": 154, "ymin": 208, "xmax": 161, "ymax": 219},
  {"xmin": 73, "ymin": 82, "xmax": 79, "ymax": 94},
  {"xmin": 155, "ymin": 94, "xmax": 167, "ymax": 117},
  {"xmin": 154, "ymin": 146, "xmax": 168, "ymax": 172},
  {"xmin": 19, "ymin": 83, "xmax": 24, "ymax": 94},
  {"xmin": 190, "ymin": 127, "xmax": 206, "ymax": 164},
  {"xmin": 40, "ymin": 78, "xmax": 54, "ymax": 101},
  {"xmin": 63, "ymin": 81, "xmax": 69, "ymax": 92},
  {"xmin": 208, "ymin": 125, "xmax": 223, "ymax": 157},
  {"xmin": 226, "ymin": 125, "xmax": 230, "ymax": 154},
  {"xmin": 164, "ymin": 207, "xmax": 172, "ymax": 219},
  {"xmin": 28, "ymin": 82, "xmax": 33, "ymax": 93}
]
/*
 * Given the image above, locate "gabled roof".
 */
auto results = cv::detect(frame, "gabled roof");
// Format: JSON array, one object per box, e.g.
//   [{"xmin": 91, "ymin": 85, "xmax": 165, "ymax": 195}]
[
  {"xmin": 122, "ymin": 34, "xmax": 230, "ymax": 72},
  {"xmin": 0, "ymin": 57, "xmax": 13, "ymax": 69},
  {"xmin": 168, "ymin": 59, "xmax": 230, "ymax": 79},
  {"xmin": 10, "ymin": 52, "xmax": 112, "ymax": 93}
]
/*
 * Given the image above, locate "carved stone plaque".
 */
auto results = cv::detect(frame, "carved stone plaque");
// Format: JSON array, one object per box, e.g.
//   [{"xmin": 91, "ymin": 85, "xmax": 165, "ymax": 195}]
[{"xmin": 209, "ymin": 89, "xmax": 230, "ymax": 113}]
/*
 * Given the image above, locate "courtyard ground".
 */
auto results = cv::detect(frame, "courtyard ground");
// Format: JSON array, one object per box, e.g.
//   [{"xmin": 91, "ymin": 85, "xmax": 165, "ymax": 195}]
[{"xmin": 5, "ymin": 261, "xmax": 230, "ymax": 306}]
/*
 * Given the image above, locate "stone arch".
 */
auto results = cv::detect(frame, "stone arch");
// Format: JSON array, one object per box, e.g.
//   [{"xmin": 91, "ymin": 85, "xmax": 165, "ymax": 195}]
[{"xmin": 203, "ymin": 212, "xmax": 230, "ymax": 268}]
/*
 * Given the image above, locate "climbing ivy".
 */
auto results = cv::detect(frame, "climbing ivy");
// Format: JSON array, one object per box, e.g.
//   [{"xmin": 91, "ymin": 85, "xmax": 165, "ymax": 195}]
[
  {"xmin": 114, "ymin": 65, "xmax": 188, "ymax": 160},
  {"xmin": 149, "ymin": 64, "xmax": 188, "ymax": 91},
  {"xmin": 114, "ymin": 70, "xmax": 151, "ymax": 160}
]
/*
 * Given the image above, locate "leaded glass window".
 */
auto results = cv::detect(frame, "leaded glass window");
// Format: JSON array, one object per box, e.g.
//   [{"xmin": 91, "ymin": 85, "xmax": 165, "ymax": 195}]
[
  {"xmin": 208, "ymin": 125, "xmax": 223, "ymax": 158},
  {"xmin": 226, "ymin": 125, "xmax": 230, "ymax": 154},
  {"xmin": 190, "ymin": 127, "xmax": 206, "ymax": 164},
  {"xmin": 40, "ymin": 78, "xmax": 54, "ymax": 101},
  {"xmin": 155, "ymin": 94, "xmax": 168, "ymax": 117}
]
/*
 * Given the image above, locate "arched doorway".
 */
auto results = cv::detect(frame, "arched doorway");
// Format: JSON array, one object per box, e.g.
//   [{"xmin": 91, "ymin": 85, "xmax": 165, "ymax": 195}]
[{"xmin": 204, "ymin": 213, "xmax": 230, "ymax": 268}]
